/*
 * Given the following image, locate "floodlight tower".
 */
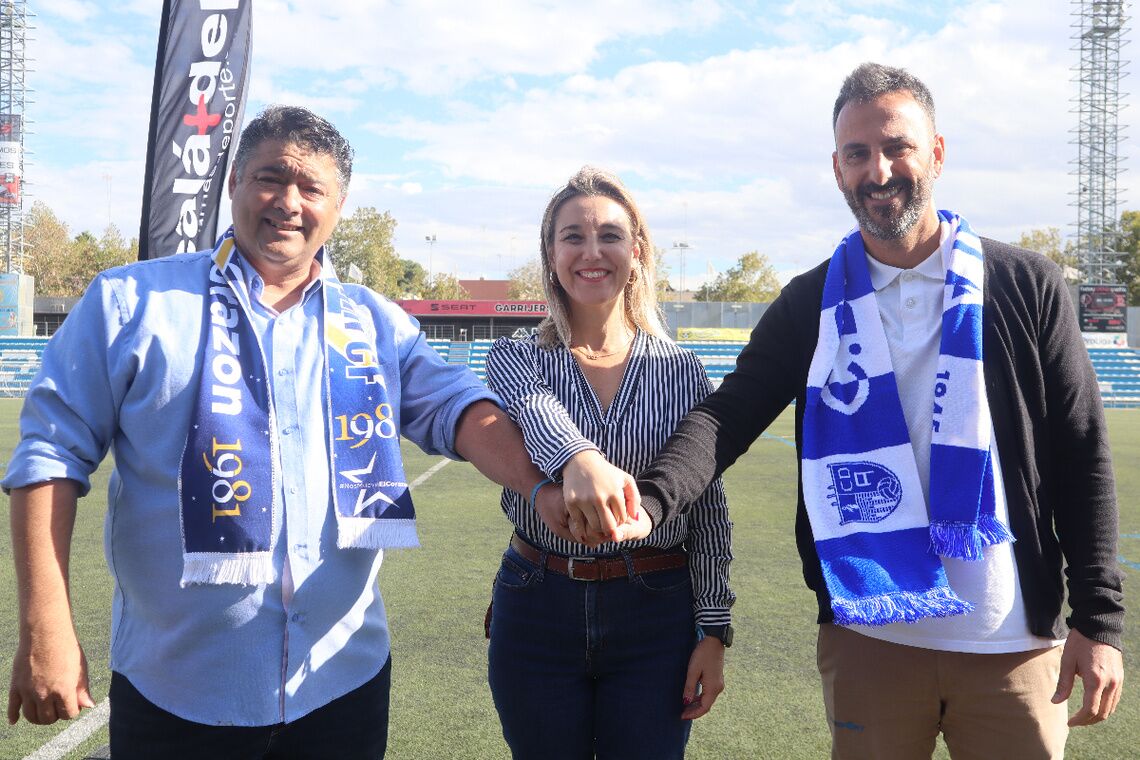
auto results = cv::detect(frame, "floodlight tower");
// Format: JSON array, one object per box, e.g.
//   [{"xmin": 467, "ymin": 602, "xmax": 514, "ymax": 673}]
[
  {"xmin": 0, "ymin": 0, "xmax": 30, "ymax": 274},
  {"xmin": 1071, "ymin": 0, "xmax": 1129, "ymax": 284}
]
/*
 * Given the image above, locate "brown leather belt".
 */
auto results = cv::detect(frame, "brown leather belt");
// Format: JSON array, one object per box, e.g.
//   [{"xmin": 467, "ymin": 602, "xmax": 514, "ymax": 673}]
[{"xmin": 509, "ymin": 534, "xmax": 687, "ymax": 582}]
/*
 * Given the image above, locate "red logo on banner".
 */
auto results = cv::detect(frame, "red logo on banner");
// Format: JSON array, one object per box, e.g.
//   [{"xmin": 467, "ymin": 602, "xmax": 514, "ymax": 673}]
[
  {"xmin": 0, "ymin": 175, "xmax": 19, "ymax": 205},
  {"xmin": 184, "ymin": 95, "xmax": 223, "ymax": 135}
]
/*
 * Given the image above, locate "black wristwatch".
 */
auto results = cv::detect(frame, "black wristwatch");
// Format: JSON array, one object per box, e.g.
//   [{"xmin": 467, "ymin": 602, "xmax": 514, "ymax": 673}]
[{"xmin": 697, "ymin": 624, "xmax": 734, "ymax": 648}]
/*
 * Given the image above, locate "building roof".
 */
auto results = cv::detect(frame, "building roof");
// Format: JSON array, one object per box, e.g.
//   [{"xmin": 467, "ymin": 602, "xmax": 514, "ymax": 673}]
[{"xmin": 458, "ymin": 278, "xmax": 511, "ymax": 300}]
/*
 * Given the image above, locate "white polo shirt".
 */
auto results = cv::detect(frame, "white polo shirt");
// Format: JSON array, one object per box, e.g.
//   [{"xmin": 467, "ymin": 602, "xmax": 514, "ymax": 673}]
[{"xmin": 848, "ymin": 222, "xmax": 1062, "ymax": 653}]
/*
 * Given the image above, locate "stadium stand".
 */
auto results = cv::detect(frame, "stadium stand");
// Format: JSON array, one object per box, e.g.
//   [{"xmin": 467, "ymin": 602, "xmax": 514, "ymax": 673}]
[
  {"xmin": 0, "ymin": 337, "xmax": 47, "ymax": 398},
  {"xmin": 0, "ymin": 337, "xmax": 1136, "ymax": 407},
  {"xmin": 1090, "ymin": 346, "xmax": 1140, "ymax": 409},
  {"xmin": 426, "ymin": 339, "xmax": 1140, "ymax": 408}
]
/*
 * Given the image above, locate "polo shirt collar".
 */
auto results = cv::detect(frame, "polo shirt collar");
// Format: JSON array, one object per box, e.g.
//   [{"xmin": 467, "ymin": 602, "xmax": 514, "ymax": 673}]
[{"xmin": 864, "ymin": 221, "xmax": 951, "ymax": 292}]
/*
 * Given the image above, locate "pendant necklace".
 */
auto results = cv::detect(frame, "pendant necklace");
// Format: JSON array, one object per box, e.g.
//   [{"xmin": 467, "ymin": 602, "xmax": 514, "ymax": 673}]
[{"xmin": 571, "ymin": 332, "xmax": 634, "ymax": 361}]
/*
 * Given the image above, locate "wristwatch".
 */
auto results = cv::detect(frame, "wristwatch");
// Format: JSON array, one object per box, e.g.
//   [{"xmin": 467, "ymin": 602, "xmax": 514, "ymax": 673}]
[{"xmin": 697, "ymin": 624, "xmax": 734, "ymax": 648}]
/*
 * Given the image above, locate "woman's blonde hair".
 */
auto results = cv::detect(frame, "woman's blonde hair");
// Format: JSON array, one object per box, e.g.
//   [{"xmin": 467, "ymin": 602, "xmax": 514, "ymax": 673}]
[{"xmin": 535, "ymin": 166, "xmax": 668, "ymax": 348}]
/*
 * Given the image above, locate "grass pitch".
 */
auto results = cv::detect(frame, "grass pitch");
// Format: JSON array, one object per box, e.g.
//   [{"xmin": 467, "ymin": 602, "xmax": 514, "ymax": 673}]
[{"xmin": 0, "ymin": 402, "xmax": 1137, "ymax": 759}]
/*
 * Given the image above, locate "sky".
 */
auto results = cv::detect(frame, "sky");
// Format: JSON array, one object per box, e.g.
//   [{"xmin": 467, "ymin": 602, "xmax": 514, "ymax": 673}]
[{"xmin": 20, "ymin": 0, "xmax": 1137, "ymax": 288}]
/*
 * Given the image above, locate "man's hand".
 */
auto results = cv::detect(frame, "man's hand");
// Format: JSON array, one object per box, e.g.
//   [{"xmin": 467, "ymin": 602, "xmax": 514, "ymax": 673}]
[
  {"xmin": 562, "ymin": 450, "xmax": 640, "ymax": 544},
  {"xmin": 8, "ymin": 480, "xmax": 91, "ymax": 725},
  {"xmin": 534, "ymin": 482, "xmax": 576, "ymax": 543},
  {"xmin": 8, "ymin": 628, "xmax": 93, "ymax": 725},
  {"xmin": 1052, "ymin": 628, "xmax": 1124, "ymax": 726},
  {"xmin": 681, "ymin": 636, "xmax": 725, "ymax": 720},
  {"xmin": 537, "ymin": 480, "xmax": 653, "ymax": 545},
  {"xmin": 610, "ymin": 505, "xmax": 653, "ymax": 543}
]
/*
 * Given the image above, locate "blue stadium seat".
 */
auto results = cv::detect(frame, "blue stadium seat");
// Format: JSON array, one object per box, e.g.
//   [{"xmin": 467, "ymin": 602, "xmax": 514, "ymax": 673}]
[{"xmin": 2, "ymin": 336, "xmax": 1137, "ymax": 407}]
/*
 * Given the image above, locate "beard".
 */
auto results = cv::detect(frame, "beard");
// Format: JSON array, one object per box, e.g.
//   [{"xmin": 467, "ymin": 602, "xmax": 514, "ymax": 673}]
[{"xmin": 842, "ymin": 165, "xmax": 936, "ymax": 241}]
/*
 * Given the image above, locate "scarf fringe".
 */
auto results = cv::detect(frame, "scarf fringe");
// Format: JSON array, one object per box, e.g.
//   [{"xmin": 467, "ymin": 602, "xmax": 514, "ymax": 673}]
[
  {"xmin": 180, "ymin": 552, "xmax": 276, "ymax": 587},
  {"xmin": 930, "ymin": 514, "xmax": 1015, "ymax": 561},
  {"xmin": 336, "ymin": 516, "xmax": 420, "ymax": 550},
  {"xmin": 831, "ymin": 586, "xmax": 975, "ymax": 627},
  {"xmin": 929, "ymin": 521, "xmax": 984, "ymax": 561},
  {"xmin": 977, "ymin": 513, "xmax": 1016, "ymax": 546}
]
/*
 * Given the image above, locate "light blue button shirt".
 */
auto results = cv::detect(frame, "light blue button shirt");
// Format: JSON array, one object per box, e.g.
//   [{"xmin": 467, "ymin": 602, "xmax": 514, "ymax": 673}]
[{"xmin": 3, "ymin": 248, "xmax": 497, "ymax": 725}]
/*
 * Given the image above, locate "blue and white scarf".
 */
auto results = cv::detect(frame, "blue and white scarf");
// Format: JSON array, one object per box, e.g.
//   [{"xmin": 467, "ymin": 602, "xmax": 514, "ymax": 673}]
[
  {"xmin": 178, "ymin": 229, "xmax": 417, "ymax": 586},
  {"xmin": 803, "ymin": 211, "xmax": 1013, "ymax": 626}
]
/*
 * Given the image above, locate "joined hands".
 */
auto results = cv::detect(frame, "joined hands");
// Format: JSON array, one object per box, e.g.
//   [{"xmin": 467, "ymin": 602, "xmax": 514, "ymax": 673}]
[{"xmin": 534, "ymin": 450, "xmax": 652, "ymax": 546}]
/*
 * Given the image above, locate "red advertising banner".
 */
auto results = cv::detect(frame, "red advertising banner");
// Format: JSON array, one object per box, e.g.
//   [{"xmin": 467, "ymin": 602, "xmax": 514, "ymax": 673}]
[
  {"xmin": 0, "ymin": 114, "xmax": 22, "ymax": 205},
  {"xmin": 138, "ymin": 0, "xmax": 252, "ymax": 259},
  {"xmin": 396, "ymin": 300, "xmax": 548, "ymax": 317},
  {"xmin": 0, "ymin": 175, "xmax": 20, "ymax": 205}
]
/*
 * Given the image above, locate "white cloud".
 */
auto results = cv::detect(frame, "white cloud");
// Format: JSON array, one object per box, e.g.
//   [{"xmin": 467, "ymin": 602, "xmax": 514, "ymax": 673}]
[
  {"xmin": 251, "ymin": 0, "xmax": 724, "ymax": 94},
  {"xmin": 37, "ymin": 1, "xmax": 100, "ymax": 24},
  {"xmin": 18, "ymin": 0, "xmax": 1138, "ymax": 284},
  {"xmin": 346, "ymin": 0, "xmax": 1101, "ymax": 275}
]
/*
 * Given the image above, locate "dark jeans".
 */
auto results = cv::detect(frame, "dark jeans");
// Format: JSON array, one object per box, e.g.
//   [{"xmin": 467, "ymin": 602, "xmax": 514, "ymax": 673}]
[
  {"xmin": 488, "ymin": 539, "xmax": 695, "ymax": 760},
  {"xmin": 108, "ymin": 656, "xmax": 391, "ymax": 760}
]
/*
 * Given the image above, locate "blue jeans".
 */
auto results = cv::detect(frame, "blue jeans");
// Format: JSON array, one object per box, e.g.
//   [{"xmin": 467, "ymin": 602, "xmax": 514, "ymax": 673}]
[
  {"xmin": 488, "ymin": 538, "xmax": 695, "ymax": 760},
  {"xmin": 108, "ymin": 656, "xmax": 391, "ymax": 759}
]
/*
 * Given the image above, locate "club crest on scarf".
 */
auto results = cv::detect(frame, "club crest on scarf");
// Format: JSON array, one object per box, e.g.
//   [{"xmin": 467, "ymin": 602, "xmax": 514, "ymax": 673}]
[{"xmin": 828, "ymin": 461, "xmax": 902, "ymax": 525}]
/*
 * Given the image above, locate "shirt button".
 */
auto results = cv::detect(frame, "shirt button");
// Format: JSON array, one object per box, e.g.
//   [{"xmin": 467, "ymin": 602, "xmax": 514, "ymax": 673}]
[
  {"xmin": 289, "ymin": 486, "xmax": 298, "ymax": 494},
  {"xmin": 291, "ymin": 612, "xmax": 304, "ymax": 623},
  {"xmin": 905, "ymin": 297, "xmax": 917, "ymax": 309},
  {"xmin": 902, "ymin": 271, "xmax": 916, "ymax": 282}
]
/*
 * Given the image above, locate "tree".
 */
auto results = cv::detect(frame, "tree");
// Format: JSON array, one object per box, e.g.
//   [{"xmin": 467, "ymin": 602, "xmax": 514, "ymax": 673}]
[
  {"xmin": 1116, "ymin": 210, "xmax": 1140, "ymax": 305},
  {"xmin": 23, "ymin": 201, "xmax": 77, "ymax": 296},
  {"xmin": 1013, "ymin": 227, "xmax": 1081, "ymax": 282},
  {"xmin": 423, "ymin": 272, "xmax": 469, "ymax": 300},
  {"xmin": 94, "ymin": 224, "xmax": 136, "ymax": 273},
  {"xmin": 324, "ymin": 207, "xmax": 401, "ymax": 296},
  {"xmin": 70, "ymin": 231, "xmax": 104, "ymax": 294},
  {"xmin": 653, "ymin": 247, "xmax": 672, "ymax": 301},
  {"xmin": 507, "ymin": 259, "xmax": 544, "ymax": 300},
  {"xmin": 396, "ymin": 259, "xmax": 428, "ymax": 298},
  {"xmin": 24, "ymin": 203, "xmax": 140, "ymax": 297},
  {"xmin": 694, "ymin": 251, "xmax": 781, "ymax": 303}
]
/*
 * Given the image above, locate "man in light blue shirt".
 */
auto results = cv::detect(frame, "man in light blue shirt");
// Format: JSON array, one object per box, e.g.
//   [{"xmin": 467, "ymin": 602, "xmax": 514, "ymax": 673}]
[{"xmin": 4, "ymin": 105, "xmax": 574, "ymax": 758}]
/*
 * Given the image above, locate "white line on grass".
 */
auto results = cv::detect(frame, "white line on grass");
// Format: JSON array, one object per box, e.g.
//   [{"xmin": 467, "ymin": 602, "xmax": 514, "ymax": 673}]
[
  {"xmin": 761, "ymin": 431, "xmax": 796, "ymax": 448},
  {"xmin": 410, "ymin": 458, "xmax": 450, "ymax": 488},
  {"xmin": 28, "ymin": 457, "xmax": 453, "ymax": 760},
  {"xmin": 24, "ymin": 699, "xmax": 109, "ymax": 760}
]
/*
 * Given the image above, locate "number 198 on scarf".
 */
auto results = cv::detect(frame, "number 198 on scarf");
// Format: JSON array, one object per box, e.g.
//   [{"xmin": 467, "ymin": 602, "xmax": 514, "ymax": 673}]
[{"xmin": 334, "ymin": 403, "xmax": 397, "ymax": 448}]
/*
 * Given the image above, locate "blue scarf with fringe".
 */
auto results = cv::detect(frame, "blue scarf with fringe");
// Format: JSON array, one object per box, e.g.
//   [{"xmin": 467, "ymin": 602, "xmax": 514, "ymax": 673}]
[
  {"xmin": 177, "ymin": 229, "xmax": 418, "ymax": 586},
  {"xmin": 802, "ymin": 211, "xmax": 1013, "ymax": 626}
]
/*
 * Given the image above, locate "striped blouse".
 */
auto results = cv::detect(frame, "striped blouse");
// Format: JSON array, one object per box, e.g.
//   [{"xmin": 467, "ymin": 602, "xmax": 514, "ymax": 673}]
[{"xmin": 484, "ymin": 330, "xmax": 734, "ymax": 624}]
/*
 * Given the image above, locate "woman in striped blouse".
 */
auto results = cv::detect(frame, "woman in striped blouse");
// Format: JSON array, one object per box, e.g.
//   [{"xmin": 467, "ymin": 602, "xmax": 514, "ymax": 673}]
[{"xmin": 484, "ymin": 166, "xmax": 734, "ymax": 759}]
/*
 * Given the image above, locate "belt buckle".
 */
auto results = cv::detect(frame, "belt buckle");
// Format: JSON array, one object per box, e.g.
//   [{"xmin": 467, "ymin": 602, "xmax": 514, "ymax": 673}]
[{"xmin": 566, "ymin": 556, "xmax": 596, "ymax": 581}]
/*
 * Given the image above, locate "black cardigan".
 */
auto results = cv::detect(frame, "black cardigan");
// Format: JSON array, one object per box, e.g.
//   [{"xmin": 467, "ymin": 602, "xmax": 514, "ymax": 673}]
[{"xmin": 639, "ymin": 238, "xmax": 1125, "ymax": 649}]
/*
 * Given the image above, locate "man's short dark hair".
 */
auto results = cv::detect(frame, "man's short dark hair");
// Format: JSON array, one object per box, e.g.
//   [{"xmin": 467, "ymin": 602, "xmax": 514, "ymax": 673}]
[
  {"xmin": 232, "ymin": 105, "xmax": 355, "ymax": 198},
  {"xmin": 832, "ymin": 62, "xmax": 936, "ymax": 131}
]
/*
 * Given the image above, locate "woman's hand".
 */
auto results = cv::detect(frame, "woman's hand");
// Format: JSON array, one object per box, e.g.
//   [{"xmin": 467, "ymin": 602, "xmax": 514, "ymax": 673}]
[
  {"xmin": 681, "ymin": 636, "xmax": 725, "ymax": 720},
  {"xmin": 562, "ymin": 450, "xmax": 641, "ymax": 545}
]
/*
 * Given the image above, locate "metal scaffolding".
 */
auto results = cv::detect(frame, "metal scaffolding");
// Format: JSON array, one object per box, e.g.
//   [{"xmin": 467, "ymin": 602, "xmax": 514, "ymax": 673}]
[
  {"xmin": 1072, "ymin": 0, "xmax": 1130, "ymax": 284},
  {"xmin": 0, "ymin": 0, "xmax": 30, "ymax": 275}
]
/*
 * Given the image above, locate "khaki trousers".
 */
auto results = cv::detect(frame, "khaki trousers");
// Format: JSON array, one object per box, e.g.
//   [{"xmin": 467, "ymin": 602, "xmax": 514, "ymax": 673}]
[{"xmin": 817, "ymin": 624, "xmax": 1068, "ymax": 760}]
